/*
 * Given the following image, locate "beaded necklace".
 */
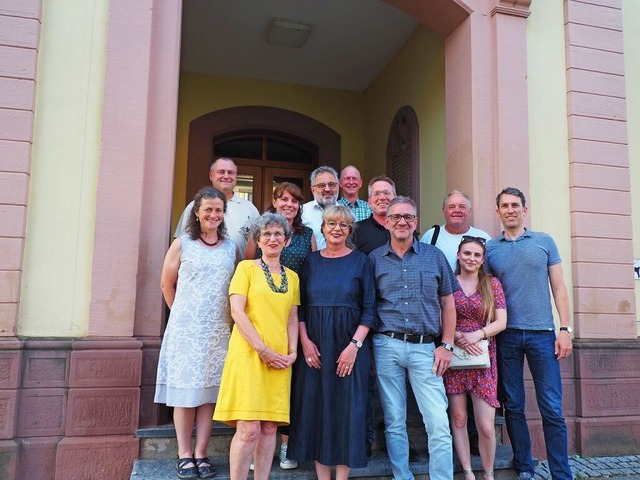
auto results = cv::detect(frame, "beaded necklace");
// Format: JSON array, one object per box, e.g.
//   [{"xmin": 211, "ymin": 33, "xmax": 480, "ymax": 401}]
[
  {"xmin": 199, "ymin": 235, "xmax": 220, "ymax": 247},
  {"xmin": 260, "ymin": 259, "xmax": 288, "ymax": 294}
]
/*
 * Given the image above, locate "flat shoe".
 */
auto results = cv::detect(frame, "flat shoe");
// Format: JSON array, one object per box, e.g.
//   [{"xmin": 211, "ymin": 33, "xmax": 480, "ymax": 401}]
[
  {"xmin": 177, "ymin": 457, "xmax": 198, "ymax": 480},
  {"xmin": 195, "ymin": 457, "xmax": 217, "ymax": 478}
]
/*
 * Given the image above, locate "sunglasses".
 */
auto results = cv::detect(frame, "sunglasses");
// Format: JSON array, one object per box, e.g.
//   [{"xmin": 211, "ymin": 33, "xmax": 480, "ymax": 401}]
[{"xmin": 461, "ymin": 235, "xmax": 486, "ymax": 246}]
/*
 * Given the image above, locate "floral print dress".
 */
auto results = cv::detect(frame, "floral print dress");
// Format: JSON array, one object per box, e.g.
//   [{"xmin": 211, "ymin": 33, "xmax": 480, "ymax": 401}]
[{"xmin": 443, "ymin": 276, "xmax": 506, "ymax": 408}]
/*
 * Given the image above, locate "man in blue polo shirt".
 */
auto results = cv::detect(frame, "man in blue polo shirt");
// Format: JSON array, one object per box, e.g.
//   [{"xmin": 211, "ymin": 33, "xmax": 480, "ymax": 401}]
[
  {"xmin": 485, "ymin": 187, "xmax": 573, "ymax": 480},
  {"xmin": 370, "ymin": 196, "xmax": 458, "ymax": 480}
]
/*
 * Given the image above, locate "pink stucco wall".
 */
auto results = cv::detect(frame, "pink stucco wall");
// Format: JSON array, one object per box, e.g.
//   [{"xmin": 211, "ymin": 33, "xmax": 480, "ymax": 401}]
[
  {"xmin": 0, "ymin": 0, "xmax": 40, "ymax": 336},
  {"xmin": 565, "ymin": 0, "xmax": 637, "ymax": 338}
]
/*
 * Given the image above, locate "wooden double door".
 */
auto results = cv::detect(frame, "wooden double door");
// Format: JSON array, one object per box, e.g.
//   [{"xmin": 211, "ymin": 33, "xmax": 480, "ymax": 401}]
[{"xmin": 235, "ymin": 162, "xmax": 313, "ymax": 213}]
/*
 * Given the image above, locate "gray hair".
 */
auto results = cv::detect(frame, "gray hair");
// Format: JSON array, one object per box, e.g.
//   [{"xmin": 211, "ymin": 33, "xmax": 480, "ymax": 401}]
[
  {"xmin": 367, "ymin": 175, "xmax": 396, "ymax": 197},
  {"xmin": 251, "ymin": 212, "xmax": 292, "ymax": 242},
  {"xmin": 310, "ymin": 166, "xmax": 339, "ymax": 185},
  {"xmin": 387, "ymin": 196, "xmax": 417, "ymax": 215},
  {"xmin": 210, "ymin": 157, "xmax": 236, "ymax": 171},
  {"xmin": 442, "ymin": 190, "xmax": 472, "ymax": 208}
]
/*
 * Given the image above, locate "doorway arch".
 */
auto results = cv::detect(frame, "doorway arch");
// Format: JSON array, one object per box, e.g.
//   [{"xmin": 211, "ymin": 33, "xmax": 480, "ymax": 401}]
[{"xmin": 186, "ymin": 106, "xmax": 341, "ymax": 206}]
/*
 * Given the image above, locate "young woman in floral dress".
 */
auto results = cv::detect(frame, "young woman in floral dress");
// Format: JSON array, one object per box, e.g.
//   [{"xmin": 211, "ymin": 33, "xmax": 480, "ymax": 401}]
[{"xmin": 443, "ymin": 236, "xmax": 507, "ymax": 480}]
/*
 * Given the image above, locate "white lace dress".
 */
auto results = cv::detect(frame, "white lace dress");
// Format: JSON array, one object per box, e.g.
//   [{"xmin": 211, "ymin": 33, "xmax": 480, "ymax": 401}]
[{"xmin": 154, "ymin": 235, "xmax": 236, "ymax": 407}]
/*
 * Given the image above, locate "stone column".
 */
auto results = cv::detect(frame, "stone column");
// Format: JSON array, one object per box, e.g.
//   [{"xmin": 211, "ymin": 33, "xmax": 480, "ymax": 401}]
[{"xmin": 564, "ymin": 0, "xmax": 640, "ymax": 455}]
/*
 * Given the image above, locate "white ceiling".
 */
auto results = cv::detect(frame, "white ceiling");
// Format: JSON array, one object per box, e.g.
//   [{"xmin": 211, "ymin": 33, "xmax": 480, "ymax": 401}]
[{"xmin": 180, "ymin": 0, "xmax": 420, "ymax": 92}]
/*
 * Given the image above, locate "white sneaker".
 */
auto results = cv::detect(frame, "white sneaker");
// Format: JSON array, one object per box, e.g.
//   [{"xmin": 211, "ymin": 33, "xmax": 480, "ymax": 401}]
[{"xmin": 279, "ymin": 443, "xmax": 298, "ymax": 470}]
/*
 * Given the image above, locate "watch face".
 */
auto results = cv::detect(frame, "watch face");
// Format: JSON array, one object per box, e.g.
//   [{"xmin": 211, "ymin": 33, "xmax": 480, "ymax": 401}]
[{"xmin": 560, "ymin": 326, "xmax": 573, "ymax": 333}]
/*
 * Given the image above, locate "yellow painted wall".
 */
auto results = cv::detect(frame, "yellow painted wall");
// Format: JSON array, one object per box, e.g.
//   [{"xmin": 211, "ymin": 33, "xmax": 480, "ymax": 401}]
[
  {"xmin": 173, "ymin": 73, "xmax": 365, "ymax": 226},
  {"xmin": 623, "ymin": 0, "xmax": 640, "ymax": 332},
  {"xmin": 19, "ymin": 0, "xmax": 108, "ymax": 336},
  {"xmin": 364, "ymin": 25, "xmax": 445, "ymax": 232},
  {"xmin": 526, "ymin": 1, "xmax": 574, "ymax": 317},
  {"xmin": 174, "ymin": 25, "xmax": 445, "ymax": 235}
]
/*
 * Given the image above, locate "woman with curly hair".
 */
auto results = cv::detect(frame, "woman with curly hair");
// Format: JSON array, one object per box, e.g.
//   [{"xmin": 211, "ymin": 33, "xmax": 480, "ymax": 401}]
[{"xmin": 155, "ymin": 186, "xmax": 238, "ymax": 479}]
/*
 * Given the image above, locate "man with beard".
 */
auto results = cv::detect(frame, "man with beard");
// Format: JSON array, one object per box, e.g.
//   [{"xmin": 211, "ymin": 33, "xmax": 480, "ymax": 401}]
[{"xmin": 301, "ymin": 166, "xmax": 340, "ymax": 249}]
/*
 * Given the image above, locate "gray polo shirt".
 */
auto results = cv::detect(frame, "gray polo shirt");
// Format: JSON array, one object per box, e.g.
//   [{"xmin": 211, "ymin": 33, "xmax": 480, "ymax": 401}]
[
  {"xmin": 369, "ymin": 240, "xmax": 459, "ymax": 335},
  {"xmin": 485, "ymin": 229, "xmax": 561, "ymax": 331}
]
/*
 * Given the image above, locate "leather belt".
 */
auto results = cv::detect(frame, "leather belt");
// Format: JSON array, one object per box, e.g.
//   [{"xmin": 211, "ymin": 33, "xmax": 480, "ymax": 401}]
[{"xmin": 380, "ymin": 331, "xmax": 436, "ymax": 344}]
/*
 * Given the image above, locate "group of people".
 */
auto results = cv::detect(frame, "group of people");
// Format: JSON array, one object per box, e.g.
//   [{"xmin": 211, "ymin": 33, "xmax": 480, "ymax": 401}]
[{"xmin": 154, "ymin": 158, "xmax": 574, "ymax": 480}]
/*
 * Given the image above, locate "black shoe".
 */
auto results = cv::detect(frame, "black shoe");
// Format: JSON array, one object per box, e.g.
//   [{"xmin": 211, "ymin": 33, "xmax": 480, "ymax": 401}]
[
  {"xmin": 177, "ymin": 458, "xmax": 198, "ymax": 480},
  {"xmin": 194, "ymin": 457, "xmax": 216, "ymax": 479},
  {"xmin": 366, "ymin": 443, "xmax": 373, "ymax": 458}
]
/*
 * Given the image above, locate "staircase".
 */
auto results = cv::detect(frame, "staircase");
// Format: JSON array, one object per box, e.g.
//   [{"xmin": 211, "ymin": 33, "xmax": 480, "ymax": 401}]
[{"xmin": 131, "ymin": 417, "xmax": 520, "ymax": 479}]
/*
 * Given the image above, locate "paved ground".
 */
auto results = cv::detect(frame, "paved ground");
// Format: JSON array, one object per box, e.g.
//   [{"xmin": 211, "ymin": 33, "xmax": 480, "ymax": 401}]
[{"xmin": 534, "ymin": 455, "xmax": 640, "ymax": 479}]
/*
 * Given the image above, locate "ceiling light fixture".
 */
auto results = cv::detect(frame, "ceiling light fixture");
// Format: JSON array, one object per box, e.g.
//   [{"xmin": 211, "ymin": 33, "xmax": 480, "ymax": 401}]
[{"xmin": 266, "ymin": 18, "xmax": 311, "ymax": 48}]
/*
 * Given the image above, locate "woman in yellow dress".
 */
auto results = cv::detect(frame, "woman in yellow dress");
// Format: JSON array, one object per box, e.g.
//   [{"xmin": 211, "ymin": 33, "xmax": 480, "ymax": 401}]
[{"xmin": 214, "ymin": 212, "xmax": 300, "ymax": 480}]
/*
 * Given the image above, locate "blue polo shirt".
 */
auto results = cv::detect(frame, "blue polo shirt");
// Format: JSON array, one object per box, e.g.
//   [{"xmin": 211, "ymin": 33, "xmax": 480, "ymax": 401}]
[
  {"xmin": 369, "ymin": 240, "xmax": 459, "ymax": 335},
  {"xmin": 485, "ymin": 229, "xmax": 561, "ymax": 331}
]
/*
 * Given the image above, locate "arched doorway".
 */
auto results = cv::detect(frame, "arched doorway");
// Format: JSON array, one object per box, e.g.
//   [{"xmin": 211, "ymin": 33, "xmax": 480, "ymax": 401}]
[
  {"xmin": 186, "ymin": 106, "xmax": 341, "ymax": 212},
  {"xmin": 212, "ymin": 131, "xmax": 315, "ymax": 212}
]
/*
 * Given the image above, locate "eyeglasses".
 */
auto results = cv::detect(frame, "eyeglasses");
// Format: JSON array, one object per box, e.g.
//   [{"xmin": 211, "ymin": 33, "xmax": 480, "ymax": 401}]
[
  {"xmin": 312, "ymin": 182, "xmax": 338, "ymax": 190},
  {"xmin": 461, "ymin": 235, "xmax": 486, "ymax": 246},
  {"xmin": 260, "ymin": 231, "xmax": 285, "ymax": 240},
  {"xmin": 325, "ymin": 221, "xmax": 350, "ymax": 231},
  {"xmin": 387, "ymin": 214, "xmax": 416, "ymax": 223},
  {"xmin": 371, "ymin": 190, "xmax": 394, "ymax": 198}
]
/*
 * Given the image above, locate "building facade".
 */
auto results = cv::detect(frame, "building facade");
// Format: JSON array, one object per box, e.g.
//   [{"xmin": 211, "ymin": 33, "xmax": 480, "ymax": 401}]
[{"xmin": 1, "ymin": 0, "xmax": 639, "ymax": 477}]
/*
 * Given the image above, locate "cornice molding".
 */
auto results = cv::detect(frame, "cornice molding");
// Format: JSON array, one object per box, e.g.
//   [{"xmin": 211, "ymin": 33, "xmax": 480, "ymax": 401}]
[{"xmin": 491, "ymin": 0, "xmax": 531, "ymax": 18}]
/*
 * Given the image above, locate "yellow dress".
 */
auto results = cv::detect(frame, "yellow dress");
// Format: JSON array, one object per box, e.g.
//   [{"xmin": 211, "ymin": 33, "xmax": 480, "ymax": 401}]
[{"xmin": 213, "ymin": 260, "xmax": 300, "ymax": 426}]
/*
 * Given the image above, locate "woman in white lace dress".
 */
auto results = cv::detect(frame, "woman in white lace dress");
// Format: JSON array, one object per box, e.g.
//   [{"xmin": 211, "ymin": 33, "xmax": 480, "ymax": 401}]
[{"xmin": 155, "ymin": 186, "xmax": 238, "ymax": 480}]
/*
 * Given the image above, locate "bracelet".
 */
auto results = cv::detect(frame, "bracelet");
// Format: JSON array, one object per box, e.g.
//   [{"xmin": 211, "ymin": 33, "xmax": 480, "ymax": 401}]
[
  {"xmin": 288, "ymin": 349, "xmax": 297, "ymax": 354},
  {"xmin": 481, "ymin": 328, "xmax": 487, "ymax": 340},
  {"xmin": 258, "ymin": 345, "xmax": 267, "ymax": 355}
]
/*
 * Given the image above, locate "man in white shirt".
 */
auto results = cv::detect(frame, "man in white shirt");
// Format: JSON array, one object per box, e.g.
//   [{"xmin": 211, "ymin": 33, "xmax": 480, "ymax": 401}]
[
  {"xmin": 420, "ymin": 190, "xmax": 491, "ymax": 271},
  {"xmin": 301, "ymin": 166, "xmax": 339, "ymax": 249},
  {"xmin": 174, "ymin": 157, "xmax": 259, "ymax": 258}
]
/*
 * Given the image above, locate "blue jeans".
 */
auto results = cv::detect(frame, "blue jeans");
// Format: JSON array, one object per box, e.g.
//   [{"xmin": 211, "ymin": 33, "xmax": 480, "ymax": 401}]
[
  {"xmin": 373, "ymin": 334, "xmax": 452, "ymax": 480},
  {"xmin": 497, "ymin": 329, "xmax": 572, "ymax": 480}
]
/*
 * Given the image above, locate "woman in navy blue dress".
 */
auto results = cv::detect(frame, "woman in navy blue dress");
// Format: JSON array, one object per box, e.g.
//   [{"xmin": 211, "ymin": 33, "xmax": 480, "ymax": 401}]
[{"xmin": 288, "ymin": 205, "xmax": 376, "ymax": 480}]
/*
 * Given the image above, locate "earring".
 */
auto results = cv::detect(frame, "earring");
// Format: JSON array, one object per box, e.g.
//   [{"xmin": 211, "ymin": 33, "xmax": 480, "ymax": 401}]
[{"xmin": 196, "ymin": 217, "xmax": 200, "ymax": 222}]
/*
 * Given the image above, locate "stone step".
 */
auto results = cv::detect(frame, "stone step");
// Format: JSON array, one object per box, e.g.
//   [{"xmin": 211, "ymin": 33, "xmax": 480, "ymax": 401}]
[
  {"xmin": 131, "ymin": 444, "xmax": 517, "ymax": 479},
  {"xmin": 137, "ymin": 417, "xmax": 506, "ymax": 460}
]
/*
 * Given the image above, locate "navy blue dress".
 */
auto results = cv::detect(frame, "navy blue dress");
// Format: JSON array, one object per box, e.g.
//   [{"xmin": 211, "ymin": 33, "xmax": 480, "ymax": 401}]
[{"xmin": 288, "ymin": 250, "xmax": 376, "ymax": 468}]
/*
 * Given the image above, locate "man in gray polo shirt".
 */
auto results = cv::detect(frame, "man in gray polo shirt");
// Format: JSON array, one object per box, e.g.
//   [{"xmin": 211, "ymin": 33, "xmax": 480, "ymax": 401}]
[
  {"xmin": 369, "ymin": 196, "xmax": 458, "ymax": 480},
  {"xmin": 485, "ymin": 187, "xmax": 573, "ymax": 480}
]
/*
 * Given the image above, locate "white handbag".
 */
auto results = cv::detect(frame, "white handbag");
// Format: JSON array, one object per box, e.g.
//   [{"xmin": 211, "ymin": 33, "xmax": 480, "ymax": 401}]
[{"xmin": 449, "ymin": 339, "xmax": 490, "ymax": 369}]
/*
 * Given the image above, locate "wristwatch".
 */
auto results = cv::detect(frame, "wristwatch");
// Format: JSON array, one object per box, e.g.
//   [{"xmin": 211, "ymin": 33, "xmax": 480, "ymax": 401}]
[
  {"xmin": 351, "ymin": 338, "xmax": 363, "ymax": 349},
  {"xmin": 559, "ymin": 326, "xmax": 573, "ymax": 334},
  {"xmin": 441, "ymin": 342, "xmax": 454, "ymax": 353}
]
